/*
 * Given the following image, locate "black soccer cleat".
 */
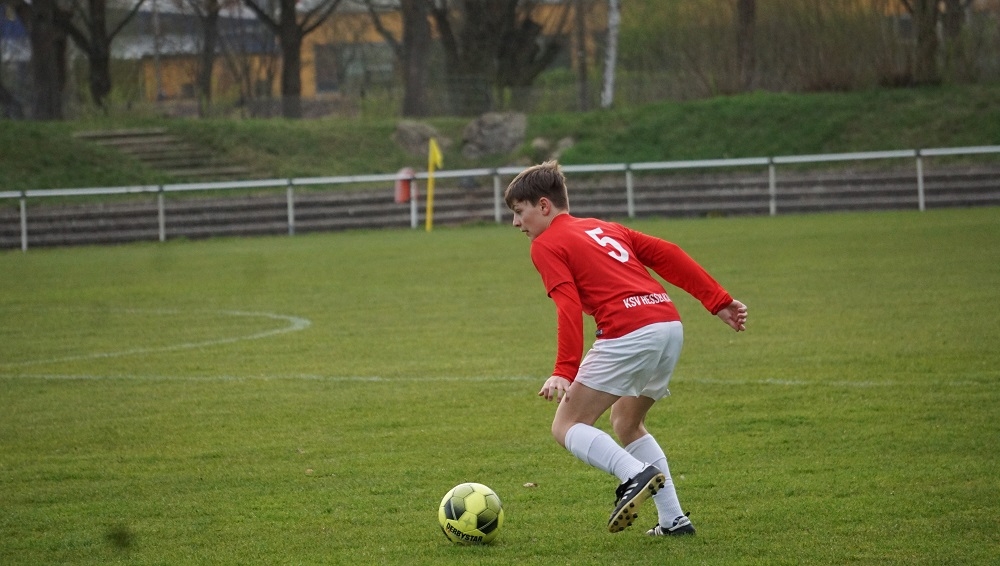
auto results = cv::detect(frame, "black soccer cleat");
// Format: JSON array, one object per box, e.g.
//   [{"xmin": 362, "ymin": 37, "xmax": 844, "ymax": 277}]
[
  {"xmin": 646, "ymin": 512, "xmax": 696, "ymax": 536},
  {"xmin": 607, "ymin": 465, "xmax": 665, "ymax": 533}
]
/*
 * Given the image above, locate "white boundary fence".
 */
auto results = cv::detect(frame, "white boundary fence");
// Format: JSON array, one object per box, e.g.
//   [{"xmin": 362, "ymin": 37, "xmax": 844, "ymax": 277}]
[{"xmin": 2, "ymin": 145, "xmax": 999, "ymax": 251}]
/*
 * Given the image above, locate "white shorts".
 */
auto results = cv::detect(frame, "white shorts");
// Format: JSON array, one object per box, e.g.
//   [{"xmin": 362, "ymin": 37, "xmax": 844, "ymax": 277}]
[{"xmin": 574, "ymin": 321, "xmax": 684, "ymax": 401}]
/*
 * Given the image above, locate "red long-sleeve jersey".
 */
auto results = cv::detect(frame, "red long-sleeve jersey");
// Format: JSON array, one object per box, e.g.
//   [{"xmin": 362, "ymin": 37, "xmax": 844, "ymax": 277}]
[{"xmin": 529, "ymin": 214, "xmax": 732, "ymax": 381}]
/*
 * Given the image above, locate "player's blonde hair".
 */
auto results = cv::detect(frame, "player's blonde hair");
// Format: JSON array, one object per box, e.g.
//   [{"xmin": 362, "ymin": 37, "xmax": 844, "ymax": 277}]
[{"xmin": 504, "ymin": 160, "xmax": 570, "ymax": 211}]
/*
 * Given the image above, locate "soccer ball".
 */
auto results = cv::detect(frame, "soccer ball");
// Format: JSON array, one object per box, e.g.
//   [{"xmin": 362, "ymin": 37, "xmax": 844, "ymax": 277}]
[{"xmin": 438, "ymin": 482, "xmax": 505, "ymax": 545}]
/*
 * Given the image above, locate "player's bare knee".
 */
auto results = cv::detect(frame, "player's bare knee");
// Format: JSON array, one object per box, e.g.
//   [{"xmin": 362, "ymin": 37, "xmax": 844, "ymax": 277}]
[
  {"xmin": 608, "ymin": 410, "xmax": 630, "ymax": 434},
  {"xmin": 551, "ymin": 420, "xmax": 569, "ymax": 448},
  {"xmin": 612, "ymin": 422, "xmax": 641, "ymax": 443},
  {"xmin": 610, "ymin": 415, "xmax": 646, "ymax": 445}
]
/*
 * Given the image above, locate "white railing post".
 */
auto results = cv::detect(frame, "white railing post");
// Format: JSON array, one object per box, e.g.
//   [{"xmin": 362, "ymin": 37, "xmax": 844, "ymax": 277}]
[
  {"xmin": 19, "ymin": 191, "xmax": 27, "ymax": 252},
  {"xmin": 410, "ymin": 172, "xmax": 419, "ymax": 229},
  {"xmin": 916, "ymin": 150, "xmax": 926, "ymax": 212},
  {"xmin": 493, "ymin": 171, "xmax": 502, "ymax": 223},
  {"xmin": 286, "ymin": 180, "xmax": 296, "ymax": 236},
  {"xmin": 626, "ymin": 165, "xmax": 635, "ymax": 218},
  {"xmin": 157, "ymin": 185, "xmax": 166, "ymax": 242},
  {"xmin": 3, "ymin": 145, "xmax": 1000, "ymax": 250},
  {"xmin": 768, "ymin": 158, "xmax": 777, "ymax": 216}
]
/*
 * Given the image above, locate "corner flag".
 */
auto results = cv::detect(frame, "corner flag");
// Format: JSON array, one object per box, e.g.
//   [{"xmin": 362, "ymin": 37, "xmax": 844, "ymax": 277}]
[{"xmin": 425, "ymin": 138, "xmax": 443, "ymax": 232}]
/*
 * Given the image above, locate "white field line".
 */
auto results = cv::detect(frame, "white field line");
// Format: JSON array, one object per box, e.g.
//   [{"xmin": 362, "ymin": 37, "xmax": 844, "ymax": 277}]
[
  {"xmin": 0, "ymin": 374, "xmax": 536, "ymax": 382},
  {"xmin": 0, "ymin": 373, "xmax": 990, "ymax": 388},
  {"xmin": 1, "ymin": 310, "xmax": 311, "ymax": 368}
]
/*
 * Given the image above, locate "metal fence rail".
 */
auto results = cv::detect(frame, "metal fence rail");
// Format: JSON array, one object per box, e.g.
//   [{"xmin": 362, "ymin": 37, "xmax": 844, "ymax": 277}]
[{"xmin": 2, "ymin": 145, "xmax": 999, "ymax": 251}]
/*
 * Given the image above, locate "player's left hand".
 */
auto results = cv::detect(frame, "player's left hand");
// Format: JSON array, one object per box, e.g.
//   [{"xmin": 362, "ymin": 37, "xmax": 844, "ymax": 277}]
[
  {"xmin": 717, "ymin": 299, "xmax": 748, "ymax": 332},
  {"xmin": 539, "ymin": 375, "xmax": 572, "ymax": 402}
]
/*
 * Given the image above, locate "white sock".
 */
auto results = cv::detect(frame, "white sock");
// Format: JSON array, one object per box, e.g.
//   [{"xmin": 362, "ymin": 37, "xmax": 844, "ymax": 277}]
[
  {"xmin": 625, "ymin": 433, "xmax": 684, "ymax": 525},
  {"xmin": 564, "ymin": 423, "xmax": 645, "ymax": 483}
]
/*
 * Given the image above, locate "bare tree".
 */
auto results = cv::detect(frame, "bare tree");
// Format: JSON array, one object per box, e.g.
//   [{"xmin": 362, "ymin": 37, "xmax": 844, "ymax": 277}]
[
  {"xmin": 0, "ymin": 80, "xmax": 25, "ymax": 118},
  {"xmin": 398, "ymin": 0, "xmax": 431, "ymax": 116},
  {"xmin": 940, "ymin": 0, "xmax": 972, "ymax": 41},
  {"xmin": 496, "ymin": 1, "xmax": 564, "ymax": 110},
  {"xmin": 242, "ymin": 0, "xmax": 344, "ymax": 118},
  {"xmin": 429, "ymin": 0, "xmax": 564, "ymax": 116},
  {"xmin": 183, "ymin": 0, "xmax": 222, "ymax": 115},
  {"xmin": 600, "ymin": 0, "xmax": 619, "ymax": 108},
  {"xmin": 10, "ymin": 0, "xmax": 66, "ymax": 119},
  {"xmin": 56, "ymin": 0, "xmax": 146, "ymax": 110},
  {"xmin": 900, "ymin": 0, "xmax": 941, "ymax": 84},
  {"xmin": 736, "ymin": 0, "xmax": 755, "ymax": 91},
  {"xmin": 940, "ymin": 0, "xmax": 973, "ymax": 76},
  {"xmin": 429, "ymin": 0, "xmax": 504, "ymax": 115},
  {"xmin": 370, "ymin": 0, "xmax": 565, "ymax": 115},
  {"xmin": 365, "ymin": 0, "xmax": 431, "ymax": 117},
  {"xmin": 573, "ymin": 0, "xmax": 588, "ymax": 111},
  {"xmin": 0, "ymin": 0, "xmax": 26, "ymax": 118}
]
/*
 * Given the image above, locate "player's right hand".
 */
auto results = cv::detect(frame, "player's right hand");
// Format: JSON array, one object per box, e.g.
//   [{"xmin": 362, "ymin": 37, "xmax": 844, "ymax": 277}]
[{"xmin": 539, "ymin": 375, "xmax": 572, "ymax": 402}]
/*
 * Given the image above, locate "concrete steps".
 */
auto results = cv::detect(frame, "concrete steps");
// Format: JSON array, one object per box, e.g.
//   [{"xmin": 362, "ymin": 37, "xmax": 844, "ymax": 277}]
[
  {"xmin": 562, "ymin": 165, "xmax": 1000, "ymax": 218},
  {"xmin": 73, "ymin": 128, "xmax": 252, "ymax": 181}
]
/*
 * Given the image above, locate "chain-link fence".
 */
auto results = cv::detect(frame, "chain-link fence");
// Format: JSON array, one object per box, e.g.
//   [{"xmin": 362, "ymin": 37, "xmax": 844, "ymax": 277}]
[{"xmin": 3, "ymin": 0, "xmax": 999, "ymax": 120}]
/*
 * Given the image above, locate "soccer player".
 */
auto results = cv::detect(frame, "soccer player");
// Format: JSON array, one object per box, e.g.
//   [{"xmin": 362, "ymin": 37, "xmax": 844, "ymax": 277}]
[{"xmin": 505, "ymin": 160, "xmax": 747, "ymax": 535}]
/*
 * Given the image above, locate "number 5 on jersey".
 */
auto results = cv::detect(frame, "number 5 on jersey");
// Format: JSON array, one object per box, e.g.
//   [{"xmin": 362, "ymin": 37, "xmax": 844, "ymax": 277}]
[{"xmin": 585, "ymin": 228, "xmax": 630, "ymax": 263}]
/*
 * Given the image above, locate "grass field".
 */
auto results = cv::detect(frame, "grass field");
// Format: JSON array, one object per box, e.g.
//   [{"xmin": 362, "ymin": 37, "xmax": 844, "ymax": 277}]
[
  {"xmin": 2, "ymin": 208, "xmax": 999, "ymax": 565},
  {"xmin": 3, "ymin": 84, "xmax": 1000, "ymax": 191}
]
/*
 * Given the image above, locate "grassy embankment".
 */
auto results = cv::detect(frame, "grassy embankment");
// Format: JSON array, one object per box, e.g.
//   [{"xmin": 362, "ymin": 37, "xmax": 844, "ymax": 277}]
[{"xmin": 1, "ymin": 83, "xmax": 998, "ymax": 192}]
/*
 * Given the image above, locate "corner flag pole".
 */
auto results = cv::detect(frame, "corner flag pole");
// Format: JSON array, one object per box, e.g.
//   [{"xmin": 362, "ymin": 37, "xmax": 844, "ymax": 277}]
[{"xmin": 425, "ymin": 138, "xmax": 443, "ymax": 232}]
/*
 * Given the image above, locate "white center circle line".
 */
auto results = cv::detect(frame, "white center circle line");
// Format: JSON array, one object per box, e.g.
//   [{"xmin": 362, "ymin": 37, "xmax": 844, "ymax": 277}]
[{"xmin": 1, "ymin": 309, "xmax": 311, "ymax": 368}]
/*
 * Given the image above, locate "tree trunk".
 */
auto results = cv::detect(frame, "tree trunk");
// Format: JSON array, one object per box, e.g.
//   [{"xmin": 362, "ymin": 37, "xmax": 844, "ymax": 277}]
[
  {"xmin": 0, "ymin": 80, "xmax": 25, "ymax": 119},
  {"xmin": 87, "ymin": 0, "xmax": 112, "ymax": 108},
  {"xmin": 400, "ymin": 0, "xmax": 430, "ymax": 117},
  {"xmin": 278, "ymin": 0, "xmax": 303, "ymax": 119},
  {"xmin": 940, "ymin": 0, "xmax": 969, "ymax": 76},
  {"xmin": 280, "ymin": 31, "xmax": 303, "ymax": 118},
  {"xmin": 600, "ymin": 0, "xmax": 620, "ymax": 109},
  {"xmin": 89, "ymin": 44, "xmax": 112, "ymax": 110},
  {"xmin": 243, "ymin": 0, "xmax": 343, "ymax": 119},
  {"xmin": 453, "ymin": 0, "xmax": 503, "ymax": 115},
  {"xmin": 736, "ymin": 0, "xmax": 756, "ymax": 91},
  {"xmin": 574, "ymin": 0, "xmax": 589, "ymax": 111},
  {"xmin": 52, "ymin": 0, "xmax": 144, "ymax": 112},
  {"xmin": 23, "ymin": 0, "xmax": 64, "ymax": 119},
  {"xmin": 910, "ymin": 0, "xmax": 941, "ymax": 84},
  {"xmin": 940, "ymin": 0, "xmax": 967, "ymax": 41},
  {"xmin": 197, "ymin": 0, "xmax": 221, "ymax": 116},
  {"xmin": 497, "ymin": 16, "xmax": 561, "ymax": 110},
  {"xmin": 431, "ymin": 0, "xmax": 562, "ymax": 115},
  {"xmin": 430, "ymin": 0, "xmax": 507, "ymax": 115}
]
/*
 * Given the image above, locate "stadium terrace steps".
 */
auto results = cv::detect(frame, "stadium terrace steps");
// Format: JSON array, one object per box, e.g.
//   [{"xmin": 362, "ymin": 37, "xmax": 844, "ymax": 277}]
[
  {"xmin": 73, "ymin": 128, "xmax": 252, "ymax": 181},
  {"xmin": 2, "ymin": 165, "xmax": 998, "ymax": 249},
  {"xmin": 568, "ymin": 165, "xmax": 1000, "ymax": 217}
]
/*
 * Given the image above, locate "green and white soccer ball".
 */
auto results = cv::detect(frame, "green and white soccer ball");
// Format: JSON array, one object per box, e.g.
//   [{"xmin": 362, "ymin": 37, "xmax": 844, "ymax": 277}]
[{"xmin": 438, "ymin": 482, "xmax": 505, "ymax": 545}]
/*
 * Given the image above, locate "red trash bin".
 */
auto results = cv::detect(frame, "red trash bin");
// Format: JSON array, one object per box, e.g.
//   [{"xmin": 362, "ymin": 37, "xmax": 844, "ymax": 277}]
[{"xmin": 395, "ymin": 167, "xmax": 416, "ymax": 204}]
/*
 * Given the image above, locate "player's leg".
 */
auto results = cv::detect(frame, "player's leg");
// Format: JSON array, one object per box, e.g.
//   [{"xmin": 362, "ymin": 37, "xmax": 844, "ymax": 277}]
[
  {"xmin": 553, "ymin": 382, "xmax": 665, "ymax": 532},
  {"xmin": 551, "ymin": 381, "xmax": 634, "ymax": 476},
  {"xmin": 609, "ymin": 394, "xmax": 654, "ymax": 449},
  {"xmin": 612, "ymin": 397, "xmax": 693, "ymax": 535},
  {"xmin": 611, "ymin": 320, "xmax": 695, "ymax": 535}
]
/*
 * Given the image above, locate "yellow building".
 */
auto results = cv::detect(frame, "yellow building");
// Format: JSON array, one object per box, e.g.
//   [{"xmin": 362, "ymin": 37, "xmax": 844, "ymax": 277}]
[{"xmin": 135, "ymin": 0, "xmax": 602, "ymax": 104}]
